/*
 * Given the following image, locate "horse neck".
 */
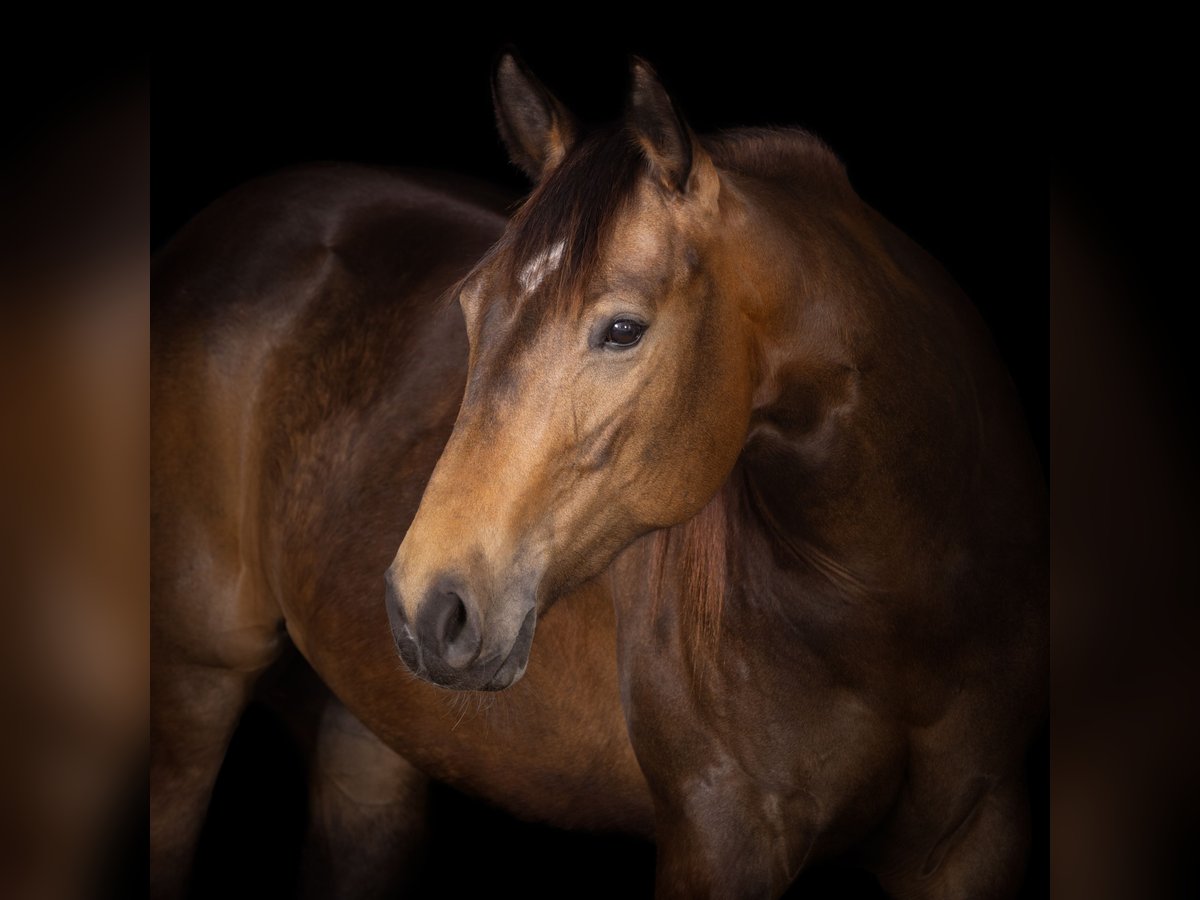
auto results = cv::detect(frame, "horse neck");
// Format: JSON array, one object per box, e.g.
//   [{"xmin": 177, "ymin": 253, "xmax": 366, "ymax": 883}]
[{"xmin": 713, "ymin": 167, "xmax": 979, "ymax": 621}]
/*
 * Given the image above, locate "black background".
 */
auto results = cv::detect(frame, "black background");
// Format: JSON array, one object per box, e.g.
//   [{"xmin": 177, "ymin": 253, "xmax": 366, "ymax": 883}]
[
  {"xmin": 153, "ymin": 17, "xmax": 1045, "ymax": 459},
  {"xmin": 155, "ymin": 14, "xmax": 1045, "ymax": 899}
]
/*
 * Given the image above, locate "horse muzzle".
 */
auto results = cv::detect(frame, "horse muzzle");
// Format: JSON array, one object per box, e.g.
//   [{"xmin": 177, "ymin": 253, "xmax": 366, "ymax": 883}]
[{"xmin": 385, "ymin": 573, "xmax": 536, "ymax": 691}]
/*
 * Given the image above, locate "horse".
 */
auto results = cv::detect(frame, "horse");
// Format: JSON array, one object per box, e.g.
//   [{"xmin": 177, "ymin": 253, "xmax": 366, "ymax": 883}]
[{"xmin": 150, "ymin": 53, "xmax": 1047, "ymax": 899}]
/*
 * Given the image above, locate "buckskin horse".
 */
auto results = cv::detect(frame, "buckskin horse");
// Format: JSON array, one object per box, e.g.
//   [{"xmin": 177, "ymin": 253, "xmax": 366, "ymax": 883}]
[{"xmin": 151, "ymin": 54, "xmax": 1047, "ymax": 899}]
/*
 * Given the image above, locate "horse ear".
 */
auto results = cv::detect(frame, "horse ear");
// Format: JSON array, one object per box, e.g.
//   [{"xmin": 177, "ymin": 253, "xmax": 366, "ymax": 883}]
[
  {"xmin": 492, "ymin": 50, "xmax": 578, "ymax": 182},
  {"xmin": 627, "ymin": 57, "xmax": 712, "ymax": 197}
]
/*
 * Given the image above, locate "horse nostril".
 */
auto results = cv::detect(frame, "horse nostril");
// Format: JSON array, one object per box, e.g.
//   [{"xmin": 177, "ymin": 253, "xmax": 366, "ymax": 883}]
[
  {"xmin": 417, "ymin": 582, "xmax": 482, "ymax": 670},
  {"xmin": 441, "ymin": 593, "xmax": 467, "ymax": 645}
]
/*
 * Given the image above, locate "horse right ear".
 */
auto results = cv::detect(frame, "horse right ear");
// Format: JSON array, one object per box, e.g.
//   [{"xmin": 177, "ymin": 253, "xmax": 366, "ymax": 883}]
[{"xmin": 492, "ymin": 50, "xmax": 578, "ymax": 182}]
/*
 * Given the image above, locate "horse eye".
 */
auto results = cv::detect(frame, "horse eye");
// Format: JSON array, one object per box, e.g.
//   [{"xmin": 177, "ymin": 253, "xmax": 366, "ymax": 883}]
[{"xmin": 604, "ymin": 319, "xmax": 646, "ymax": 348}]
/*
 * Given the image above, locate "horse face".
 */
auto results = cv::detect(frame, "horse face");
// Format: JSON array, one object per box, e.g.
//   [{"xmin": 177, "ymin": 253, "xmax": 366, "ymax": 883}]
[{"xmin": 385, "ymin": 55, "xmax": 752, "ymax": 690}]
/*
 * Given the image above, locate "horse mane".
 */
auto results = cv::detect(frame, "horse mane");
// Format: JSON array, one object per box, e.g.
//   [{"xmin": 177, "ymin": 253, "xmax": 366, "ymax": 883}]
[
  {"xmin": 477, "ymin": 124, "xmax": 847, "ymax": 321},
  {"xmin": 650, "ymin": 476, "xmax": 737, "ymax": 670},
  {"xmin": 702, "ymin": 126, "xmax": 847, "ymax": 187},
  {"xmin": 490, "ymin": 124, "xmax": 645, "ymax": 318}
]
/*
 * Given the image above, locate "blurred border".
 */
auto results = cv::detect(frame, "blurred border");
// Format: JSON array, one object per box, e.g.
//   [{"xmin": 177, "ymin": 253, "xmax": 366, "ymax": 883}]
[
  {"xmin": 1052, "ymin": 16, "xmax": 1199, "ymax": 899},
  {"xmin": 1, "ymin": 57, "xmax": 148, "ymax": 900}
]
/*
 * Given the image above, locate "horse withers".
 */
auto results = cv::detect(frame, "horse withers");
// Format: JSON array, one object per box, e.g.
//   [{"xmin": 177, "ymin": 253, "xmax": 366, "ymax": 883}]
[{"xmin": 151, "ymin": 53, "xmax": 1046, "ymax": 899}]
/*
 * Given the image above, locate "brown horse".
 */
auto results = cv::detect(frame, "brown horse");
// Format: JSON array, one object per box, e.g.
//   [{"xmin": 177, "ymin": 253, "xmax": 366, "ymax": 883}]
[{"xmin": 151, "ymin": 54, "xmax": 1046, "ymax": 899}]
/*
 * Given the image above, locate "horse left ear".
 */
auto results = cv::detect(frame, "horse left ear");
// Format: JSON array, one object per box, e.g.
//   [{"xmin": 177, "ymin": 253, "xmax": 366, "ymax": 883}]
[
  {"xmin": 627, "ymin": 57, "xmax": 717, "ymax": 202},
  {"xmin": 492, "ymin": 49, "xmax": 578, "ymax": 182}
]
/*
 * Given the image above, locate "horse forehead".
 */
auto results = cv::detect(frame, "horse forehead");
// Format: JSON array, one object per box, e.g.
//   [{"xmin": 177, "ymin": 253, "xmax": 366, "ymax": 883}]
[
  {"xmin": 610, "ymin": 199, "xmax": 674, "ymax": 267},
  {"xmin": 466, "ymin": 193, "xmax": 678, "ymax": 335},
  {"xmin": 512, "ymin": 216, "xmax": 670, "ymax": 298}
]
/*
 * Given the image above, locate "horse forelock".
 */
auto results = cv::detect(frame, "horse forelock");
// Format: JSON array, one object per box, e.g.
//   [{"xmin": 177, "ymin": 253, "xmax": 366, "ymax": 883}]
[{"xmin": 490, "ymin": 124, "xmax": 646, "ymax": 319}]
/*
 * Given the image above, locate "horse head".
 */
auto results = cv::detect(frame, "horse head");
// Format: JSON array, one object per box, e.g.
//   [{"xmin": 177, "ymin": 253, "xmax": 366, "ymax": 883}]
[{"xmin": 385, "ymin": 54, "xmax": 760, "ymax": 690}]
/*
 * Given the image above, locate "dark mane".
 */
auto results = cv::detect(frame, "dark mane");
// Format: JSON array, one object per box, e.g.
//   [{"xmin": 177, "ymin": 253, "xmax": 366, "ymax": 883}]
[
  {"xmin": 484, "ymin": 125, "xmax": 847, "ymax": 320},
  {"xmin": 493, "ymin": 124, "xmax": 645, "ymax": 317}
]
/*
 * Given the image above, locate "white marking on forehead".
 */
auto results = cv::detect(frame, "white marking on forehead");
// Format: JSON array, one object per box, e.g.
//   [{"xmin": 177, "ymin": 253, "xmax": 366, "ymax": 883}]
[{"xmin": 518, "ymin": 239, "xmax": 565, "ymax": 294}]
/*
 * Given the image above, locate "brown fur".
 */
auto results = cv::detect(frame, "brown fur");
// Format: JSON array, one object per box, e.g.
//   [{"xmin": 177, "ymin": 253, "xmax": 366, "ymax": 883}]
[{"xmin": 151, "ymin": 55, "xmax": 1046, "ymax": 900}]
